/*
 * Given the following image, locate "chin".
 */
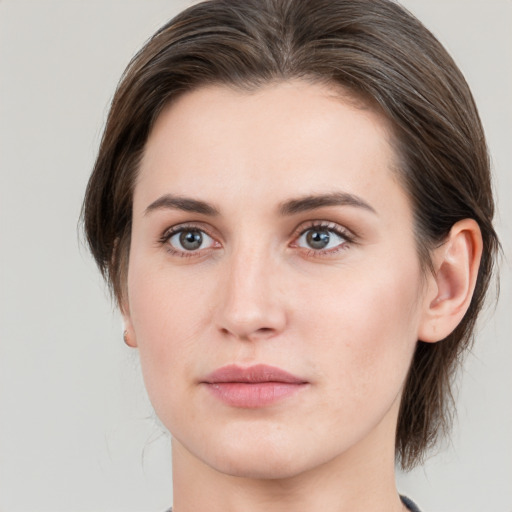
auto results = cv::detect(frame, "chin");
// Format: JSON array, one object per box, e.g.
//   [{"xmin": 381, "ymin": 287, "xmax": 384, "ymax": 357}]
[
  {"xmin": 208, "ymin": 449, "xmax": 308, "ymax": 480},
  {"xmin": 192, "ymin": 426, "xmax": 333, "ymax": 481}
]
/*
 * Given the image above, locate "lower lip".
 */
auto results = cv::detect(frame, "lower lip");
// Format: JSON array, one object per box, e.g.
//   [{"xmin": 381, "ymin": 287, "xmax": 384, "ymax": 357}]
[{"xmin": 204, "ymin": 382, "xmax": 307, "ymax": 408}]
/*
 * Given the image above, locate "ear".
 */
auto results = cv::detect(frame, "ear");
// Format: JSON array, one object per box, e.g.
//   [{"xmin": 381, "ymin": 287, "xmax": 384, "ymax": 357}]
[{"xmin": 418, "ymin": 219, "xmax": 483, "ymax": 343}]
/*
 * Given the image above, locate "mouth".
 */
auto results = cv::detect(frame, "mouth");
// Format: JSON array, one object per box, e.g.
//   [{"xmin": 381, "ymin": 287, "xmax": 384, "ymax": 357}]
[{"xmin": 201, "ymin": 364, "xmax": 308, "ymax": 408}]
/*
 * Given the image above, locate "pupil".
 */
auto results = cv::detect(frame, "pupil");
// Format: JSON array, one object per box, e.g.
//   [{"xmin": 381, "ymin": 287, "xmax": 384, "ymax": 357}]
[
  {"xmin": 306, "ymin": 229, "xmax": 330, "ymax": 249},
  {"xmin": 180, "ymin": 230, "xmax": 202, "ymax": 250}
]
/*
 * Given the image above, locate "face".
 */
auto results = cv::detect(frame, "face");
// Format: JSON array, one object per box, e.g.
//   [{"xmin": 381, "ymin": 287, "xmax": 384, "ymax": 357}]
[{"xmin": 125, "ymin": 81, "xmax": 430, "ymax": 479}]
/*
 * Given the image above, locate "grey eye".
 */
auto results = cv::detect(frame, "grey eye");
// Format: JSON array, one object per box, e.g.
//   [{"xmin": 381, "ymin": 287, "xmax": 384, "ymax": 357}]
[
  {"xmin": 180, "ymin": 230, "xmax": 203, "ymax": 250},
  {"xmin": 169, "ymin": 229, "xmax": 214, "ymax": 251},
  {"xmin": 297, "ymin": 228, "xmax": 346, "ymax": 251},
  {"xmin": 306, "ymin": 229, "xmax": 330, "ymax": 249}
]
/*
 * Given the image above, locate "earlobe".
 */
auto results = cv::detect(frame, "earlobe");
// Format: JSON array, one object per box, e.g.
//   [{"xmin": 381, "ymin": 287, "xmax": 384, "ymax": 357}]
[
  {"xmin": 123, "ymin": 328, "xmax": 137, "ymax": 348},
  {"xmin": 121, "ymin": 304, "xmax": 138, "ymax": 348},
  {"xmin": 418, "ymin": 219, "xmax": 483, "ymax": 343}
]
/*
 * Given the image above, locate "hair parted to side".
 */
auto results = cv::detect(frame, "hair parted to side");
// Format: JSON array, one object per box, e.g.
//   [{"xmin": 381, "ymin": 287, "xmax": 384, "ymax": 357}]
[{"xmin": 82, "ymin": 0, "xmax": 499, "ymax": 470}]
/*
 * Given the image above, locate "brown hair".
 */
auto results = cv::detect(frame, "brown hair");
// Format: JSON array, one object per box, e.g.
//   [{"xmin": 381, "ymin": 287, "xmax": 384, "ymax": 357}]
[{"xmin": 82, "ymin": 0, "xmax": 499, "ymax": 470}]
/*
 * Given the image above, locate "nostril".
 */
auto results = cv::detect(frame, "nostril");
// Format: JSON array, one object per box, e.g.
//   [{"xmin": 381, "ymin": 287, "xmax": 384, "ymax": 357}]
[{"xmin": 218, "ymin": 325, "xmax": 278, "ymax": 341}]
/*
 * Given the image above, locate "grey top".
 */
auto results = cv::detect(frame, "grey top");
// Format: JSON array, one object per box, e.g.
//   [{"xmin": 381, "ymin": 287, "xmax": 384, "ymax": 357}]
[
  {"xmin": 401, "ymin": 495, "xmax": 422, "ymax": 512},
  {"xmin": 166, "ymin": 496, "xmax": 421, "ymax": 511}
]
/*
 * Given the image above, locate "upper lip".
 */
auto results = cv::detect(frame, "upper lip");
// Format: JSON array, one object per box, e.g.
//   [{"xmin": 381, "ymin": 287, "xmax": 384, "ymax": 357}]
[{"xmin": 203, "ymin": 364, "xmax": 307, "ymax": 384}]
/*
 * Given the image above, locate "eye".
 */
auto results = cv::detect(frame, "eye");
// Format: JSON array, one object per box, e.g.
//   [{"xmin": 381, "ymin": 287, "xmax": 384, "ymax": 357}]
[
  {"xmin": 166, "ymin": 228, "xmax": 217, "ymax": 253},
  {"xmin": 295, "ymin": 225, "xmax": 349, "ymax": 252}
]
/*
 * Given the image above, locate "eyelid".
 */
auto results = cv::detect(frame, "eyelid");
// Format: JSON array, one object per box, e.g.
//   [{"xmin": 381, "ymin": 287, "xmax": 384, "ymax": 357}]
[
  {"xmin": 160, "ymin": 221, "xmax": 219, "ymax": 241},
  {"xmin": 291, "ymin": 220, "xmax": 355, "ymax": 243}
]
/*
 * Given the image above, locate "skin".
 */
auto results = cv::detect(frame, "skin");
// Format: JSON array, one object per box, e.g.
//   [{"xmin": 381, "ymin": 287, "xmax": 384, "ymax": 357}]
[{"xmin": 122, "ymin": 81, "xmax": 481, "ymax": 512}]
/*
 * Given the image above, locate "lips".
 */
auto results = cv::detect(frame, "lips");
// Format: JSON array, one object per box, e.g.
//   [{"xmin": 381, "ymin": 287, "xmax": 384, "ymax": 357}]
[{"xmin": 202, "ymin": 364, "xmax": 308, "ymax": 408}]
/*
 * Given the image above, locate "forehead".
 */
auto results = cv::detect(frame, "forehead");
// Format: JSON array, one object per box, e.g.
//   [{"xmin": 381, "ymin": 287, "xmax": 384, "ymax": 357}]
[{"xmin": 135, "ymin": 80, "xmax": 408, "ymax": 219}]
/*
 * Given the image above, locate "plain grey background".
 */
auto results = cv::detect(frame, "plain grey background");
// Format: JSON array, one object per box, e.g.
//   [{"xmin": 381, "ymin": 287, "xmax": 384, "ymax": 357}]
[{"xmin": 0, "ymin": 1, "xmax": 510, "ymax": 511}]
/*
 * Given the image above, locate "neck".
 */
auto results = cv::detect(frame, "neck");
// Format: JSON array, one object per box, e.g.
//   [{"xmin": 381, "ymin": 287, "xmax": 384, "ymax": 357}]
[{"xmin": 171, "ymin": 400, "xmax": 406, "ymax": 512}]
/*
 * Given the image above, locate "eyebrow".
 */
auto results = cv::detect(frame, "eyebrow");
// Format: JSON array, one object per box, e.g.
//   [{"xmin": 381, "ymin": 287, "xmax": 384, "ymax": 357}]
[
  {"xmin": 144, "ymin": 191, "xmax": 376, "ymax": 217},
  {"xmin": 278, "ymin": 192, "xmax": 377, "ymax": 216},
  {"xmin": 144, "ymin": 194, "xmax": 220, "ymax": 216}
]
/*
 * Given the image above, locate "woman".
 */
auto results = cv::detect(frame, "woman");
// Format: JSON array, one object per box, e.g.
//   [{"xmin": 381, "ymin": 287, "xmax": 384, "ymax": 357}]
[{"xmin": 82, "ymin": 0, "xmax": 499, "ymax": 510}]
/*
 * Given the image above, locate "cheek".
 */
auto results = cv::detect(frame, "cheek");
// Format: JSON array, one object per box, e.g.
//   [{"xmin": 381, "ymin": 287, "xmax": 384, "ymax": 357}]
[
  {"xmin": 299, "ymin": 257, "xmax": 423, "ymax": 395},
  {"xmin": 126, "ymin": 255, "xmax": 215, "ymax": 405}
]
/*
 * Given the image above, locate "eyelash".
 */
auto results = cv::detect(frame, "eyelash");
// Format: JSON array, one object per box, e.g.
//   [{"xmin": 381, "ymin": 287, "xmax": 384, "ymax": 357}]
[{"xmin": 158, "ymin": 221, "xmax": 355, "ymax": 258}]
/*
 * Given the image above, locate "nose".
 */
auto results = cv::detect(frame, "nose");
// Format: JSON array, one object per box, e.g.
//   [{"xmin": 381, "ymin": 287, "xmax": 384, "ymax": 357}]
[{"xmin": 215, "ymin": 246, "xmax": 287, "ymax": 341}]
